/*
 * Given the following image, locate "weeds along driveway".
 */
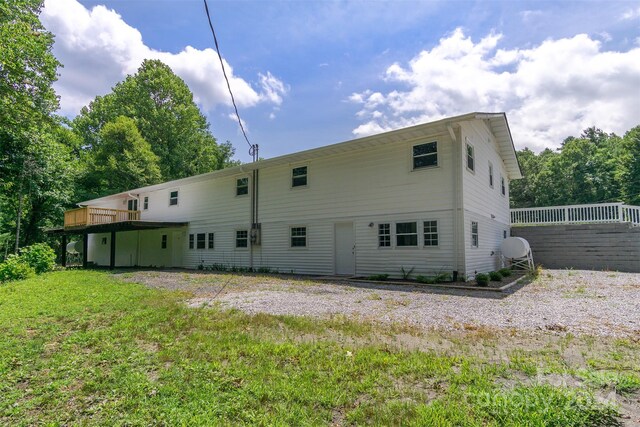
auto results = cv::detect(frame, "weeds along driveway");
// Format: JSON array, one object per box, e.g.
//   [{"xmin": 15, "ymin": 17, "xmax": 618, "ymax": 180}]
[{"xmin": 118, "ymin": 269, "xmax": 640, "ymax": 338}]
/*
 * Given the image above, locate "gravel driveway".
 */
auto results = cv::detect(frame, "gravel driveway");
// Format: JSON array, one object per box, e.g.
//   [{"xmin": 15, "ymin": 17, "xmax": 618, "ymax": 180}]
[{"xmin": 119, "ymin": 269, "xmax": 640, "ymax": 337}]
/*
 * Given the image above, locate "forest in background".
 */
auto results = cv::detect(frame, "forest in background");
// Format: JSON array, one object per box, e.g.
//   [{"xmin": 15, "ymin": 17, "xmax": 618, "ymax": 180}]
[{"xmin": 1, "ymin": 0, "xmax": 639, "ymax": 257}]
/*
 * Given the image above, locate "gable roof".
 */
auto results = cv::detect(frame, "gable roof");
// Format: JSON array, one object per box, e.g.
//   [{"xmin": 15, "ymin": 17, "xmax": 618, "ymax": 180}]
[{"xmin": 80, "ymin": 112, "xmax": 522, "ymax": 205}]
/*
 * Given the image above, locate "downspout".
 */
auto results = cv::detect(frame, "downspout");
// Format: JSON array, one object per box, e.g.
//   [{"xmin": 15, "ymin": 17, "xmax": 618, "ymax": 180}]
[{"xmin": 447, "ymin": 124, "xmax": 461, "ymax": 280}]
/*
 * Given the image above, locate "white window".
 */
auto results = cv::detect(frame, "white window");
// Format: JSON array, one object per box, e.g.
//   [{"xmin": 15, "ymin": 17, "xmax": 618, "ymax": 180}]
[
  {"xmin": 196, "ymin": 233, "xmax": 206, "ymax": 249},
  {"xmin": 466, "ymin": 141, "xmax": 475, "ymax": 172},
  {"xmin": 188, "ymin": 234, "xmax": 194, "ymax": 249},
  {"xmin": 489, "ymin": 163, "xmax": 494, "ymax": 188},
  {"xmin": 161, "ymin": 234, "xmax": 167, "ymax": 249},
  {"xmin": 396, "ymin": 222, "xmax": 418, "ymax": 246},
  {"xmin": 292, "ymin": 166, "xmax": 307, "ymax": 187},
  {"xmin": 143, "ymin": 196, "xmax": 149, "ymax": 210},
  {"xmin": 378, "ymin": 223, "xmax": 391, "ymax": 248},
  {"xmin": 236, "ymin": 230, "xmax": 248, "ymax": 248},
  {"xmin": 127, "ymin": 199, "xmax": 138, "ymax": 211},
  {"xmin": 501, "ymin": 176, "xmax": 506, "ymax": 196},
  {"xmin": 412, "ymin": 142, "xmax": 438, "ymax": 169},
  {"xmin": 236, "ymin": 177, "xmax": 248, "ymax": 196},
  {"xmin": 423, "ymin": 220, "xmax": 438, "ymax": 246},
  {"xmin": 208, "ymin": 233, "xmax": 214, "ymax": 249},
  {"xmin": 471, "ymin": 221, "xmax": 479, "ymax": 248},
  {"xmin": 290, "ymin": 227, "xmax": 307, "ymax": 247},
  {"xmin": 169, "ymin": 190, "xmax": 179, "ymax": 206}
]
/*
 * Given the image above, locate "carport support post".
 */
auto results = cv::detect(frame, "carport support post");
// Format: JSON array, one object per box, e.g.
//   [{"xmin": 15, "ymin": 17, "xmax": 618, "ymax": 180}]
[
  {"xmin": 82, "ymin": 233, "xmax": 88, "ymax": 268},
  {"xmin": 109, "ymin": 231, "xmax": 116, "ymax": 270},
  {"xmin": 61, "ymin": 234, "xmax": 67, "ymax": 267}
]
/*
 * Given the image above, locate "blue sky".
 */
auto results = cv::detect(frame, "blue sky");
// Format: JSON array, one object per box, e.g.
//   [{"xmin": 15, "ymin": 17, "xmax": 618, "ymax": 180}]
[{"xmin": 42, "ymin": 0, "xmax": 640, "ymax": 163}]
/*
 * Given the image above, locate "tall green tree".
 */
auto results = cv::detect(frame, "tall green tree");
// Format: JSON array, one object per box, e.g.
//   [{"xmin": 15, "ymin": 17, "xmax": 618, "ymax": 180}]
[
  {"xmin": 0, "ymin": 0, "xmax": 64, "ymax": 250},
  {"xmin": 81, "ymin": 116, "xmax": 162, "ymax": 197},
  {"xmin": 619, "ymin": 126, "xmax": 640, "ymax": 205},
  {"xmin": 73, "ymin": 59, "xmax": 235, "ymax": 183}
]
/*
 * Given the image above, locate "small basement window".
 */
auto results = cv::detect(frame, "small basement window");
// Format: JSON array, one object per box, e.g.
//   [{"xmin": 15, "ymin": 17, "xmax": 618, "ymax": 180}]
[
  {"xmin": 208, "ymin": 233, "xmax": 214, "ymax": 249},
  {"xmin": 396, "ymin": 222, "xmax": 418, "ymax": 246},
  {"xmin": 292, "ymin": 166, "xmax": 308, "ymax": 187},
  {"xmin": 471, "ymin": 221, "xmax": 479, "ymax": 248},
  {"xmin": 188, "ymin": 234, "xmax": 194, "ymax": 249},
  {"xmin": 236, "ymin": 230, "xmax": 248, "ymax": 248},
  {"xmin": 378, "ymin": 223, "xmax": 390, "ymax": 247},
  {"xmin": 236, "ymin": 177, "xmax": 248, "ymax": 196},
  {"xmin": 161, "ymin": 234, "xmax": 167, "ymax": 249},
  {"xmin": 412, "ymin": 142, "xmax": 438, "ymax": 169},
  {"xmin": 290, "ymin": 227, "xmax": 307, "ymax": 247},
  {"xmin": 196, "ymin": 233, "xmax": 206, "ymax": 249},
  {"xmin": 423, "ymin": 220, "xmax": 438, "ymax": 246},
  {"xmin": 169, "ymin": 190, "xmax": 179, "ymax": 206},
  {"xmin": 466, "ymin": 141, "xmax": 475, "ymax": 172}
]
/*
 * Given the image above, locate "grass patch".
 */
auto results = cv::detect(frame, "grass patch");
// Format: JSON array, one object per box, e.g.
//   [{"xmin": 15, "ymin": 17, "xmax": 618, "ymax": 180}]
[{"xmin": 0, "ymin": 270, "xmax": 633, "ymax": 425}]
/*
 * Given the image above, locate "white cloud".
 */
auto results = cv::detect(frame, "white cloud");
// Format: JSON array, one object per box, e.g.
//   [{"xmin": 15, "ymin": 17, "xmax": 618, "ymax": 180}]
[
  {"xmin": 41, "ymin": 0, "xmax": 287, "ymax": 116},
  {"xmin": 621, "ymin": 7, "xmax": 640, "ymax": 20},
  {"xmin": 349, "ymin": 28, "xmax": 640, "ymax": 151}
]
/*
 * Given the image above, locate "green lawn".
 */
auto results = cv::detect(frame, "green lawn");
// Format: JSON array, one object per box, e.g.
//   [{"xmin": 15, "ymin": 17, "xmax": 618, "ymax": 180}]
[{"xmin": 1, "ymin": 270, "xmax": 637, "ymax": 426}]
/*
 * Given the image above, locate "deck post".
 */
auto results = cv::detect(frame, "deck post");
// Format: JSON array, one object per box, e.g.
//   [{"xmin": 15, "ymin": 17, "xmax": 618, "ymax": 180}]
[
  {"xmin": 61, "ymin": 234, "xmax": 67, "ymax": 267},
  {"xmin": 82, "ymin": 233, "xmax": 88, "ymax": 268},
  {"xmin": 110, "ymin": 231, "xmax": 116, "ymax": 270}
]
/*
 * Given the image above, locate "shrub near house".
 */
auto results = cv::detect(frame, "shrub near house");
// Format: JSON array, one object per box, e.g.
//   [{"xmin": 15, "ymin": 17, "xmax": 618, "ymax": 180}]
[{"xmin": 0, "ymin": 243, "xmax": 56, "ymax": 283}]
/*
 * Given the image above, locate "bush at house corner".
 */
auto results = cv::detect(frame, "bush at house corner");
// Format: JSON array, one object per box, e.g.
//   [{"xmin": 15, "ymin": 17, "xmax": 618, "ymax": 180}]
[{"xmin": 0, "ymin": 243, "xmax": 56, "ymax": 283}]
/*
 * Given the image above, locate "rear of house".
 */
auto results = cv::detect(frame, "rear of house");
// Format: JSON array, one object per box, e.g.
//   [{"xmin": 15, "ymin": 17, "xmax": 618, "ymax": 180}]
[{"xmin": 54, "ymin": 112, "xmax": 522, "ymax": 280}]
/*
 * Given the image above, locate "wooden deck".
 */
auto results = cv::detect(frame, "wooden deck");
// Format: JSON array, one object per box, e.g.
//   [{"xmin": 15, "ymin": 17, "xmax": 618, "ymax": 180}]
[{"xmin": 64, "ymin": 206, "xmax": 140, "ymax": 229}]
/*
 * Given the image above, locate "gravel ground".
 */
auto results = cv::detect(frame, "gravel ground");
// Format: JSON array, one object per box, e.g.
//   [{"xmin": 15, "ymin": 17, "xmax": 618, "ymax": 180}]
[{"xmin": 119, "ymin": 269, "xmax": 640, "ymax": 337}]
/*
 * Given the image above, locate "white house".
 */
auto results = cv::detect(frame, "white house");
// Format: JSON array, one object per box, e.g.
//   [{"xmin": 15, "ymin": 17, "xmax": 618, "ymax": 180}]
[{"xmin": 53, "ymin": 112, "xmax": 522, "ymax": 280}]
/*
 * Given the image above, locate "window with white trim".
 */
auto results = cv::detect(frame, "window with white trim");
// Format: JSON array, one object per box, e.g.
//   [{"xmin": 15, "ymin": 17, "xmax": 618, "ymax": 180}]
[
  {"xmin": 423, "ymin": 220, "xmax": 438, "ymax": 246},
  {"xmin": 143, "ymin": 196, "xmax": 149, "ymax": 210},
  {"xmin": 161, "ymin": 234, "xmax": 167, "ymax": 249},
  {"xmin": 188, "ymin": 234, "xmax": 194, "ymax": 249},
  {"xmin": 169, "ymin": 190, "xmax": 179, "ymax": 206},
  {"xmin": 396, "ymin": 222, "xmax": 418, "ymax": 246},
  {"xmin": 208, "ymin": 233, "xmax": 214, "ymax": 249},
  {"xmin": 236, "ymin": 230, "xmax": 248, "ymax": 248},
  {"xmin": 290, "ymin": 227, "xmax": 307, "ymax": 247},
  {"xmin": 378, "ymin": 223, "xmax": 390, "ymax": 247},
  {"xmin": 501, "ymin": 176, "xmax": 506, "ymax": 196},
  {"xmin": 412, "ymin": 142, "xmax": 438, "ymax": 169},
  {"xmin": 236, "ymin": 177, "xmax": 248, "ymax": 196},
  {"xmin": 196, "ymin": 233, "xmax": 206, "ymax": 249},
  {"xmin": 489, "ymin": 163, "xmax": 494, "ymax": 188},
  {"xmin": 466, "ymin": 141, "xmax": 475, "ymax": 172},
  {"xmin": 292, "ymin": 166, "xmax": 307, "ymax": 187},
  {"xmin": 471, "ymin": 221, "xmax": 479, "ymax": 248}
]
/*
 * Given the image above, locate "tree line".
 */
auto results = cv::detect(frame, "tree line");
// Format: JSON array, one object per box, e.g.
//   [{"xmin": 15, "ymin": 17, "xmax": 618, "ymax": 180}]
[{"xmin": 1, "ymin": 1, "xmax": 638, "ymax": 257}]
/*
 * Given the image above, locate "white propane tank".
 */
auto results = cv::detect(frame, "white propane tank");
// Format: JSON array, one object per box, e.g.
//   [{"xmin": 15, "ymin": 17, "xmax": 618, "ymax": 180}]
[
  {"xmin": 500, "ymin": 237, "xmax": 530, "ymax": 259},
  {"xmin": 66, "ymin": 241, "xmax": 83, "ymax": 254}
]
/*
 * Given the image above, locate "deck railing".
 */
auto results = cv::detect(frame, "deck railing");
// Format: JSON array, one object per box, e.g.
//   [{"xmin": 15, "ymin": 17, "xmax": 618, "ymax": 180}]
[
  {"xmin": 511, "ymin": 203, "xmax": 640, "ymax": 226},
  {"xmin": 64, "ymin": 206, "xmax": 140, "ymax": 228}
]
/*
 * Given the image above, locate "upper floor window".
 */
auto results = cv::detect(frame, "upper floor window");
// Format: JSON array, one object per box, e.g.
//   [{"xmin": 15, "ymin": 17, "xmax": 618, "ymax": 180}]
[
  {"xmin": 378, "ymin": 223, "xmax": 391, "ymax": 248},
  {"xmin": 292, "ymin": 166, "xmax": 307, "ymax": 187},
  {"xmin": 423, "ymin": 220, "xmax": 438, "ymax": 246},
  {"xmin": 466, "ymin": 142, "xmax": 475, "ymax": 172},
  {"xmin": 236, "ymin": 230, "xmax": 248, "ymax": 248},
  {"xmin": 396, "ymin": 222, "xmax": 418, "ymax": 247},
  {"xmin": 489, "ymin": 163, "xmax": 494, "ymax": 188},
  {"xmin": 290, "ymin": 227, "xmax": 307, "ymax": 247},
  {"xmin": 169, "ymin": 190, "xmax": 179, "ymax": 206},
  {"xmin": 471, "ymin": 221, "xmax": 479, "ymax": 248},
  {"xmin": 143, "ymin": 196, "xmax": 149, "ymax": 210},
  {"xmin": 412, "ymin": 142, "xmax": 438, "ymax": 169},
  {"xmin": 236, "ymin": 177, "xmax": 249, "ymax": 196},
  {"xmin": 501, "ymin": 176, "xmax": 506, "ymax": 196},
  {"xmin": 127, "ymin": 199, "xmax": 138, "ymax": 211}
]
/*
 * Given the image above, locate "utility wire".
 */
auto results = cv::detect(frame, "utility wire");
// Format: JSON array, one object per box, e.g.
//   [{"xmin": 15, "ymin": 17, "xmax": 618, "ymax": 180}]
[{"xmin": 203, "ymin": 0, "xmax": 257, "ymax": 160}]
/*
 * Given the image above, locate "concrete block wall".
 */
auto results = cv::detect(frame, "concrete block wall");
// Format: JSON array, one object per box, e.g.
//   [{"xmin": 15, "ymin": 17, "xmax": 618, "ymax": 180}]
[{"xmin": 511, "ymin": 223, "xmax": 640, "ymax": 273}]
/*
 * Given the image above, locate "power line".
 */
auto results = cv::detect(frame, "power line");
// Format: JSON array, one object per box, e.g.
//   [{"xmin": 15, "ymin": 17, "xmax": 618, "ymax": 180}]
[{"xmin": 203, "ymin": 0, "xmax": 257, "ymax": 161}]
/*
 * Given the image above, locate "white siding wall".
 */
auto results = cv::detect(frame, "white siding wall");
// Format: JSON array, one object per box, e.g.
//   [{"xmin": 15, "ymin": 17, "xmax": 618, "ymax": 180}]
[{"xmin": 459, "ymin": 120, "xmax": 511, "ymax": 277}]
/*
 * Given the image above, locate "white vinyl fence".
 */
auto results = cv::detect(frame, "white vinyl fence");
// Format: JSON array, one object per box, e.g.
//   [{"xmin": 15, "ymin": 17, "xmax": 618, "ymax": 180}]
[{"xmin": 511, "ymin": 203, "xmax": 640, "ymax": 226}]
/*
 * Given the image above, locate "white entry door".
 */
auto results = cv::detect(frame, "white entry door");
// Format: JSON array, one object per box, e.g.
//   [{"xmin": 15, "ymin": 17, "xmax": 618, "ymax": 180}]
[
  {"xmin": 335, "ymin": 222, "xmax": 355, "ymax": 275},
  {"xmin": 171, "ymin": 231, "xmax": 183, "ymax": 268}
]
